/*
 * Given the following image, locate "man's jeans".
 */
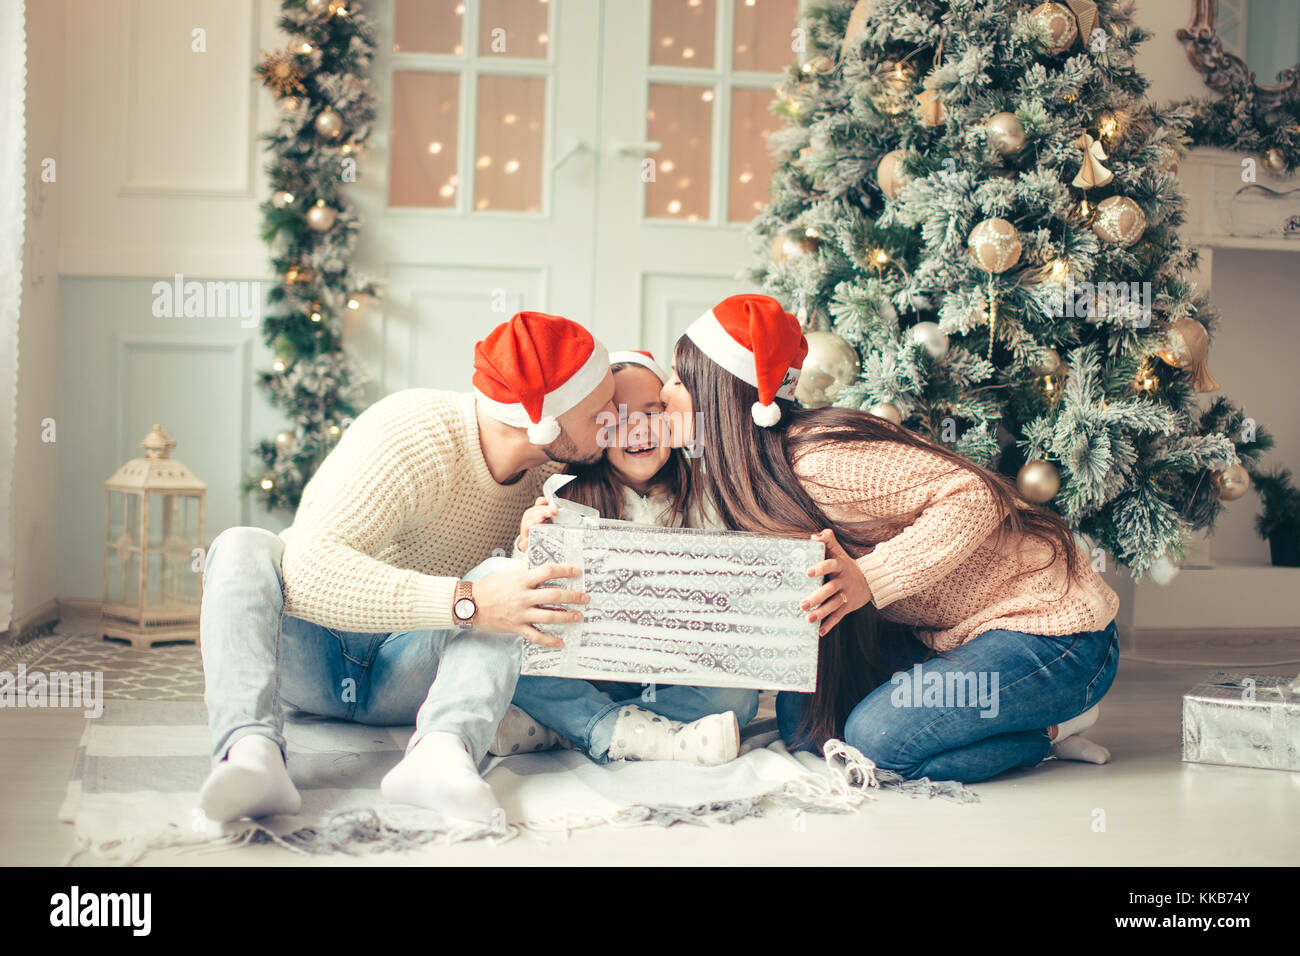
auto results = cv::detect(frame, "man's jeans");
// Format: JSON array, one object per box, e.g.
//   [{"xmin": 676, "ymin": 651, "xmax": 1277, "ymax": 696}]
[
  {"xmin": 199, "ymin": 526, "xmax": 523, "ymax": 767},
  {"xmin": 776, "ymin": 620, "xmax": 1121, "ymax": 783},
  {"xmin": 513, "ymin": 675, "xmax": 760, "ymax": 759}
]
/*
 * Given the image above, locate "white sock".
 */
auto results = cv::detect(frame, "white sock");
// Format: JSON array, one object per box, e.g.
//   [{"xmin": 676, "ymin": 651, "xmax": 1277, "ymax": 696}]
[
  {"xmin": 1051, "ymin": 734, "xmax": 1111, "ymax": 764},
  {"xmin": 199, "ymin": 734, "xmax": 302, "ymax": 824},
  {"xmin": 381, "ymin": 731, "xmax": 501, "ymax": 825},
  {"xmin": 1051, "ymin": 704, "xmax": 1100, "ymax": 744}
]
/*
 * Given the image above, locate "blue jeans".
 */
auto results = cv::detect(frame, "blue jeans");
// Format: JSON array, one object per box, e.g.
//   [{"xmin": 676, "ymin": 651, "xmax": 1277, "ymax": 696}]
[
  {"xmin": 513, "ymin": 675, "xmax": 760, "ymax": 759},
  {"xmin": 776, "ymin": 620, "xmax": 1120, "ymax": 783},
  {"xmin": 199, "ymin": 526, "xmax": 524, "ymax": 767}
]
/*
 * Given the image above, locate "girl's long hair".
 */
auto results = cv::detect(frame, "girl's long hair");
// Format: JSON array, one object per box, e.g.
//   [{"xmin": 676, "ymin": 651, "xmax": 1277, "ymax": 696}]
[
  {"xmin": 672, "ymin": 335, "xmax": 1082, "ymax": 747},
  {"xmin": 557, "ymin": 363, "xmax": 693, "ymax": 524}
]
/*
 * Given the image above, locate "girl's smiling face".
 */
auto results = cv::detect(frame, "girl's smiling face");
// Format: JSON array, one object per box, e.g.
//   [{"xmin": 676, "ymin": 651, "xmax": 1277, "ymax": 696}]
[{"xmin": 606, "ymin": 365, "xmax": 672, "ymax": 490}]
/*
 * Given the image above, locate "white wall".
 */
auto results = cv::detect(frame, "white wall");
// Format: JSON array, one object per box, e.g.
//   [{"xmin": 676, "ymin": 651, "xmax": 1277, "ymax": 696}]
[{"xmin": 11, "ymin": 0, "xmax": 66, "ymax": 627}]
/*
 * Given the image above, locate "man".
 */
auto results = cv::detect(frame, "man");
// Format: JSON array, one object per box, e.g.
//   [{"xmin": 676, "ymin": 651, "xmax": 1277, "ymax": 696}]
[{"xmin": 197, "ymin": 311, "xmax": 614, "ymax": 827}]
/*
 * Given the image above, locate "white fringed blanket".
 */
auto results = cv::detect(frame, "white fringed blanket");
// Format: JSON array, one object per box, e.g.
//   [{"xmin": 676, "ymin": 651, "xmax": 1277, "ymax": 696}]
[{"xmin": 59, "ymin": 700, "xmax": 977, "ymax": 864}]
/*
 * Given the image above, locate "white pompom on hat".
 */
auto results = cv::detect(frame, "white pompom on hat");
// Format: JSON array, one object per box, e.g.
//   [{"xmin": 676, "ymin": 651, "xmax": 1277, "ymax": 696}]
[
  {"xmin": 683, "ymin": 294, "xmax": 808, "ymax": 427},
  {"xmin": 473, "ymin": 311, "xmax": 609, "ymax": 444}
]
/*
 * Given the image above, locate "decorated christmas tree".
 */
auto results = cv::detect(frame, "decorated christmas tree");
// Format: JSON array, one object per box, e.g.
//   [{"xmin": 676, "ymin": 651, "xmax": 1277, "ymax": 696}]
[
  {"xmin": 247, "ymin": 0, "xmax": 382, "ymax": 512},
  {"xmin": 751, "ymin": 0, "xmax": 1271, "ymax": 578}
]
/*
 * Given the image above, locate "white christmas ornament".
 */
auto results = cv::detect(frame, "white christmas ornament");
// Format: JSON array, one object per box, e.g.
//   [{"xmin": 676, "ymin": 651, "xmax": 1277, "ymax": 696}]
[
  {"xmin": 910, "ymin": 322, "xmax": 949, "ymax": 358},
  {"xmin": 1148, "ymin": 554, "xmax": 1180, "ymax": 585}
]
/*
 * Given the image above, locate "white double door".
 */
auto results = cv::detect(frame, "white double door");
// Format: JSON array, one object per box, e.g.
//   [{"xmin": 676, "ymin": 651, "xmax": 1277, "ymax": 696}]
[{"xmin": 358, "ymin": 0, "xmax": 786, "ymax": 393}]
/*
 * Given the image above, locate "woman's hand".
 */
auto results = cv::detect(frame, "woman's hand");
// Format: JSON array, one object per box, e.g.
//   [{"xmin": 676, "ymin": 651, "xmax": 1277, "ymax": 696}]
[
  {"xmin": 516, "ymin": 497, "xmax": 558, "ymax": 553},
  {"xmin": 801, "ymin": 529, "xmax": 872, "ymax": 636}
]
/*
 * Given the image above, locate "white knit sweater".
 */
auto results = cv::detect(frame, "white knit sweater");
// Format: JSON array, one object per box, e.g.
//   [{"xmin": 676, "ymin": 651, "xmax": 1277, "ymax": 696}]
[{"xmin": 278, "ymin": 389, "xmax": 559, "ymax": 632}]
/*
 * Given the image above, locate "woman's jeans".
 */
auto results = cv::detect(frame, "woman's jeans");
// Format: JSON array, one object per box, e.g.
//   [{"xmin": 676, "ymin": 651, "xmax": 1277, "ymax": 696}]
[
  {"xmin": 776, "ymin": 621, "xmax": 1120, "ymax": 783},
  {"xmin": 199, "ymin": 526, "xmax": 524, "ymax": 767},
  {"xmin": 513, "ymin": 676, "xmax": 760, "ymax": 759}
]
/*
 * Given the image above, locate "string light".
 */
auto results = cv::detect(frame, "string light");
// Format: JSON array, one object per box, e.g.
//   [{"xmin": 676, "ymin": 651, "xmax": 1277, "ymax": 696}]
[
  {"xmin": 329, "ymin": 425, "xmax": 341, "ymax": 436},
  {"xmin": 347, "ymin": 297, "xmax": 361, "ymax": 310},
  {"xmin": 260, "ymin": 477, "xmax": 274, "ymax": 491},
  {"xmin": 299, "ymin": 43, "xmax": 313, "ymax": 53},
  {"xmin": 1049, "ymin": 259, "xmax": 1069, "ymax": 280},
  {"xmin": 272, "ymin": 359, "xmax": 286, "ymax": 372},
  {"xmin": 873, "ymin": 249, "xmax": 889, "ymax": 265}
]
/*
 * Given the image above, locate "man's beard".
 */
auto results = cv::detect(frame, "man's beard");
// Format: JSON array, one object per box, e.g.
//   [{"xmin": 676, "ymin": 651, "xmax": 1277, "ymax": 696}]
[{"xmin": 545, "ymin": 430, "xmax": 604, "ymax": 466}]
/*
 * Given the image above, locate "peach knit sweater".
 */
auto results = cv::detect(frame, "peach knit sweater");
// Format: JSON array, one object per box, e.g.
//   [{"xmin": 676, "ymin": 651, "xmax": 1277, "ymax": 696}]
[
  {"xmin": 790, "ymin": 438, "xmax": 1119, "ymax": 653},
  {"xmin": 279, "ymin": 389, "xmax": 559, "ymax": 633}
]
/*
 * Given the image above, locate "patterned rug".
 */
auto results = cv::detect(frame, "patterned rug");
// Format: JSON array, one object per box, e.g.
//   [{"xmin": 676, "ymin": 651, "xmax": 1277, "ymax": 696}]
[{"xmin": 0, "ymin": 632, "xmax": 204, "ymax": 701}]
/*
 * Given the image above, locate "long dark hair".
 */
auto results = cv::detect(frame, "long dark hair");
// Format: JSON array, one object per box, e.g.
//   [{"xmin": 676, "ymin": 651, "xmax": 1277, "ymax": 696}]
[
  {"xmin": 557, "ymin": 363, "xmax": 693, "ymax": 524},
  {"xmin": 673, "ymin": 335, "xmax": 1082, "ymax": 747}
]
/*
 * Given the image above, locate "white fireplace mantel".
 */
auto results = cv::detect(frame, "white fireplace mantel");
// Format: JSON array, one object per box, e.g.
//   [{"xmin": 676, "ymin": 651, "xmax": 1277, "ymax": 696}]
[{"xmin": 1180, "ymin": 147, "xmax": 1300, "ymax": 251}]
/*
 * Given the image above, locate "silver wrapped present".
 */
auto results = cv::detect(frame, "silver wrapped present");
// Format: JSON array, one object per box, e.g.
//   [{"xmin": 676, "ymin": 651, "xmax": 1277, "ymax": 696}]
[
  {"xmin": 1181, "ymin": 672, "xmax": 1300, "ymax": 772},
  {"xmin": 521, "ymin": 476, "xmax": 823, "ymax": 691}
]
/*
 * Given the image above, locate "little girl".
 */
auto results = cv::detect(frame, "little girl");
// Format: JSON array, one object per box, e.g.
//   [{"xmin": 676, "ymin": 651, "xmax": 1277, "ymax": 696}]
[{"xmin": 488, "ymin": 350, "xmax": 760, "ymax": 764}]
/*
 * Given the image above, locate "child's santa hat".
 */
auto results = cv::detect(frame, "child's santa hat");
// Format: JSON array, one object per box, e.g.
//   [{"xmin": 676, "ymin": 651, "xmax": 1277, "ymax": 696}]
[
  {"xmin": 683, "ymin": 294, "xmax": 807, "ymax": 427},
  {"xmin": 473, "ymin": 311, "xmax": 609, "ymax": 444},
  {"xmin": 608, "ymin": 349, "xmax": 669, "ymax": 383}
]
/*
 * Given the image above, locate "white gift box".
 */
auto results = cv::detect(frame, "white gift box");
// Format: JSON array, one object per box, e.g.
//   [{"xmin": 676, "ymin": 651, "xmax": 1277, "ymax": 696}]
[
  {"xmin": 1181, "ymin": 671, "xmax": 1300, "ymax": 773},
  {"xmin": 520, "ymin": 477, "xmax": 824, "ymax": 691}
]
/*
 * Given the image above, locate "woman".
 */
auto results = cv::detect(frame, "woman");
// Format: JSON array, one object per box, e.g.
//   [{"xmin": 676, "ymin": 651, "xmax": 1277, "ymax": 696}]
[{"xmin": 657, "ymin": 293, "xmax": 1121, "ymax": 784}]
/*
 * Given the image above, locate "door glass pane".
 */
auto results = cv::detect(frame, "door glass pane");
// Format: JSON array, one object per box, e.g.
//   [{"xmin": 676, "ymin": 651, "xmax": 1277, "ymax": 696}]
[
  {"xmin": 650, "ymin": 0, "xmax": 716, "ymax": 68},
  {"xmin": 393, "ymin": 0, "xmax": 464, "ymax": 55},
  {"xmin": 479, "ymin": 0, "xmax": 551, "ymax": 59},
  {"xmin": 389, "ymin": 71, "xmax": 460, "ymax": 208},
  {"xmin": 646, "ymin": 84, "xmax": 712, "ymax": 220},
  {"xmin": 728, "ymin": 87, "xmax": 776, "ymax": 221},
  {"xmin": 475, "ymin": 74, "xmax": 546, "ymax": 212},
  {"xmin": 732, "ymin": 0, "xmax": 798, "ymax": 71}
]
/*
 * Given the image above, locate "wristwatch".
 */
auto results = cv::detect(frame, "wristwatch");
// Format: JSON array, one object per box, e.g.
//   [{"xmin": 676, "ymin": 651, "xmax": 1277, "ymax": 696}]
[{"xmin": 452, "ymin": 581, "xmax": 477, "ymax": 629}]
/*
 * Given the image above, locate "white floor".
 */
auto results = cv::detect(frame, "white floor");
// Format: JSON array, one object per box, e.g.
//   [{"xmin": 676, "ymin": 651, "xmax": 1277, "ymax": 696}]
[{"xmin": 2, "ymin": 633, "xmax": 1298, "ymax": 866}]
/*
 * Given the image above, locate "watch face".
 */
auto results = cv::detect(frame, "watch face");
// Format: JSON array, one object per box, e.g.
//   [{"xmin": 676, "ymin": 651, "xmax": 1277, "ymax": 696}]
[{"xmin": 454, "ymin": 597, "xmax": 476, "ymax": 620}]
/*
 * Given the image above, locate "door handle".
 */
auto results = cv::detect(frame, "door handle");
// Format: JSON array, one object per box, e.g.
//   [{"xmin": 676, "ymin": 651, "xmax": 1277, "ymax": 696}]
[
  {"xmin": 551, "ymin": 139, "xmax": 592, "ymax": 171},
  {"xmin": 612, "ymin": 140, "xmax": 663, "ymax": 157}
]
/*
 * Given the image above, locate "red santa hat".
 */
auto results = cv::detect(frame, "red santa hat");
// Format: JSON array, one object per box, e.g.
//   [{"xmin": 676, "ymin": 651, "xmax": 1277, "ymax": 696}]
[
  {"xmin": 683, "ymin": 294, "xmax": 807, "ymax": 427},
  {"xmin": 473, "ymin": 311, "xmax": 609, "ymax": 444},
  {"xmin": 608, "ymin": 349, "xmax": 669, "ymax": 383}
]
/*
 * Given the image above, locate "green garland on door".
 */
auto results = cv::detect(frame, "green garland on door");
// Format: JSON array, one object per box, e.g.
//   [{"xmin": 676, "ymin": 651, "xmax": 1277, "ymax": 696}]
[{"xmin": 246, "ymin": 0, "xmax": 381, "ymax": 512}]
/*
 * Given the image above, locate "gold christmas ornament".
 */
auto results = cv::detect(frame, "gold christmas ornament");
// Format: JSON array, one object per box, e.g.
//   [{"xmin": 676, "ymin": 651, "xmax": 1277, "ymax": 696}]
[
  {"xmin": 867, "ymin": 401, "xmax": 903, "ymax": 425},
  {"xmin": 1091, "ymin": 195, "xmax": 1147, "ymax": 247},
  {"xmin": 875, "ymin": 149, "xmax": 915, "ymax": 199},
  {"xmin": 1156, "ymin": 316, "xmax": 1220, "ymax": 392},
  {"xmin": 917, "ymin": 88, "xmax": 945, "ymax": 126},
  {"xmin": 314, "ymin": 107, "xmax": 344, "ymax": 139},
  {"xmin": 1030, "ymin": 347, "xmax": 1062, "ymax": 376},
  {"xmin": 1072, "ymin": 132, "xmax": 1113, "ymax": 188},
  {"xmin": 256, "ymin": 48, "xmax": 308, "ymax": 98},
  {"xmin": 306, "ymin": 199, "xmax": 337, "ymax": 232},
  {"xmin": 840, "ymin": 0, "xmax": 875, "ymax": 57},
  {"xmin": 795, "ymin": 331, "xmax": 862, "ymax": 408},
  {"xmin": 1017, "ymin": 459, "xmax": 1061, "ymax": 503},
  {"xmin": 274, "ymin": 430, "xmax": 297, "ymax": 452},
  {"xmin": 1031, "ymin": 2, "xmax": 1078, "ymax": 54},
  {"xmin": 987, "ymin": 111, "xmax": 1026, "ymax": 156},
  {"xmin": 1265, "ymin": 147, "xmax": 1287, "ymax": 173},
  {"xmin": 1211, "ymin": 464, "xmax": 1251, "ymax": 502},
  {"xmin": 1064, "ymin": 0, "xmax": 1100, "ymax": 38},
  {"xmin": 968, "ymin": 217, "xmax": 1022, "ymax": 273},
  {"xmin": 910, "ymin": 321, "xmax": 949, "ymax": 358}
]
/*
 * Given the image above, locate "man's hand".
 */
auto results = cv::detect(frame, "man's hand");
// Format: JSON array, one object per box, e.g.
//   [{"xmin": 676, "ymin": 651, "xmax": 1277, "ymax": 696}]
[
  {"xmin": 516, "ymin": 496, "xmax": 558, "ymax": 554},
  {"xmin": 801, "ymin": 529, "xmax": 872, "ymax": 636},
  {"xmin": 470, "ymin": 562, "xmax": 587, "ymax": 648}
]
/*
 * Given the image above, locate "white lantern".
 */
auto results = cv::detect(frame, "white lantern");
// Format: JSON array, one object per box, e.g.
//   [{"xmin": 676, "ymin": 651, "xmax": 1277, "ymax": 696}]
[{"xmin": 102, "ymin": 424, "xmax": 207, "ymax": 647}]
